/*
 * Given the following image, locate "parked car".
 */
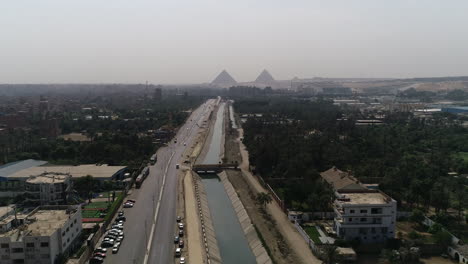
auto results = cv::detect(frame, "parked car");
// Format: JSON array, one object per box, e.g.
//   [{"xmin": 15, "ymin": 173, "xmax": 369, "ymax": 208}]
[
  {"xmin": 116, "ymin": 216, "xmax": 126, "ymax": 222},
  {"xmin": 179, "ymin": 240, "xmax": 184, "ymax": 248},
  {"xmin": 126, "ymin": 199, "xmax": 136, "ymax": 204},
  {"xmin": 116, "ymin": 236, "xmax": 123, "ymax": 243},
  {"xmin": 174, "ymin": 236, "xmax": 179, "ymax": 243},
  {"xmin": 123, "ymin": 202, "xmax": 133, "ymax": 208},
  {"xmin": 180, "ymin": 256, "xmax": 186, "ymax": 264},
  {"xmin": 118, "ymin": 211, "xmax": 124, "ymax": 217},
  {"xmin": 178, "ymin": 223, "xmax": 184, "ymax": 230},
  {"xmin": 112, "ymin": 245, "xmax": 120, "ymax": 254},
  {"xmin": 176, "ymin": 216, "xmax": 182, "ymax": 222},
  {"xmin": 176, "ymin": 164, "xmax": 180, "ymax": 169},
  {"xmin": 93, "ymin": 252, "xmax": 106, "ymax": 258},
  {"xmin": 175, "ymin": 248, "xmax": 181, "ymax": 257},
  {"xmin": 90, "ymin": 257, "xmax": 104, "ymax": 264},
  {"xmin": 94, "ymin": 247, "xmax": 107, "ymax": 254},
  {"xmin": 179, "ymin": 229, "xmax": 184, "ymax": 237}
]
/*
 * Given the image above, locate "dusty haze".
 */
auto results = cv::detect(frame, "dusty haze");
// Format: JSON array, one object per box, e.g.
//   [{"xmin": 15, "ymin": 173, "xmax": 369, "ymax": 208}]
[{"xmin": 1, "ymin": 0, "xmax": 468, "ymax": 83}]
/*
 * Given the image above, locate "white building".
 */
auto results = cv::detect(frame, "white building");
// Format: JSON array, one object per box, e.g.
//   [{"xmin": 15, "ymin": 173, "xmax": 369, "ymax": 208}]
[
  {"xmin": 25, "ymin": 174, "xmax": 72, "ymax": 205},
  {"xmin": 0, "ymin": 205, "xmax": 82, "ymax": 264},
  {"xmin": 333, "ymin": 190, "xmax": 397, "ymax": 243}
]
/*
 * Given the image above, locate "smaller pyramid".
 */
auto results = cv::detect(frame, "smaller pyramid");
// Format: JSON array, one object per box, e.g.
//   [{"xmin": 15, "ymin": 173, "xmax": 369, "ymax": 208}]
[
  {"xmin": 255, "ymin": 69, "xmax": 275, "ymax": 83},
  {"xmin": 211, "ymin": 70, "xmax": 237, "ymax": 86}
]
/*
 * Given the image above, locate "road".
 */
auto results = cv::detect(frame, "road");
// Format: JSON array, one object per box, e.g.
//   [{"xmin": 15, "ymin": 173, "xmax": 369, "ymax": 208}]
[{"xmin": 103, "ymin": 99, "xmax": 216, "ymax": 264}]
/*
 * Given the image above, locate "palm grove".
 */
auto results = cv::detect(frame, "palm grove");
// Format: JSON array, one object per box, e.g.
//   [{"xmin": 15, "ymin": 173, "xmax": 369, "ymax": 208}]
[{"xmin": 235, "ymin": 98, "xmax": 467, "ymax": 229}]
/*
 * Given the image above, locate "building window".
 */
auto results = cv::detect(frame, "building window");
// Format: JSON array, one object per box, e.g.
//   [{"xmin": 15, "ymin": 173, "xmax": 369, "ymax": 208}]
[
  {"xmin": 40, "ymin": 242, "xmax": 49, "ymax": 247},
  {"xmin": 11, "ymin": 248, "xmax": 23, "ymax": 253},
  {"xmin": 360, "ymin": 218, "xmax": 367, "ymax": 222},
  {"xmin": 41, "ymin": 254, "xmax": 49, "ymax": 259},
  {"xmin": 360, "ymin": 209, "xmax": 367, "ymax": 214},
  {"xmin": 371, "ymin": 208, "xmax": 383, "ymax": 214},
  {"xmin": 12, "ymin": 259, "xmax": 25, "ymax": 264},
  {"xmin": 350, "ymin": 210, "xmax": 355, "ymax": 213},
  {"xmin": 62, "ymin": 232, "xmax": 65, "ymax": 236},
  {"xmin": 371, "ymin": 228, "xmax": 376, "ymax": 234},
  {"xmin": 359, "ymin": 228, "xmax": 368, "ymax": 234},
  {"xmin": 348, "ymin": 218, "xmax": 352, "ymax": 222},
  {"xmin": 381, "ymin": 227, "xmax": 388, "ymax": 234},
  {"xmin": 1, "ymin": 244, "xmax": 9, "ymax": 249},
  {"xmin": 74, "ymin": 219, "xmax": 77, "ymax": 224},
  {"xmin": 26, "ymin": 243, "xmax": 34, "ymax": 248}
]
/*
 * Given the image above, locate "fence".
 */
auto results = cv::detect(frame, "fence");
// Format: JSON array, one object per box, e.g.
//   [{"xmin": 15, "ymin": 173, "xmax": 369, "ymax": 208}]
[
  {"xmin": 293, "ymin": 221, "xmax": 321, "ymax": 256},
  {"xmin": 255, "ymin": 172, "xmax": 287, "ymax": 213}
]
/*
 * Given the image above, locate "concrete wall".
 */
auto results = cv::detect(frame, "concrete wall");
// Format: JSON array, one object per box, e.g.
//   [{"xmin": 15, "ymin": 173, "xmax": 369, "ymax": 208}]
[{"xmin": 219, "ymin": 172, "xmax": 272, "ymax": 264}]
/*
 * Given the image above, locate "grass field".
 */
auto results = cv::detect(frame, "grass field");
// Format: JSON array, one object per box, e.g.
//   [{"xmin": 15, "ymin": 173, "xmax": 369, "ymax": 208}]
[
  {"xmin": 83, "ymin": 201, "xmax": 110, "ymax": 209},
  {"xmin": 303, "ymin": 226, "xmax": 322, "ymax": 244},
  {"xmin": 81, "ymin": 210, "xmax": 102, "ymax": 218}
]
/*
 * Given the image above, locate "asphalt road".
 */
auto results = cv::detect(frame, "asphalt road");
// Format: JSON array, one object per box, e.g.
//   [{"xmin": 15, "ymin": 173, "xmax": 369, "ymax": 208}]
[{"xmin": 103, "ymin": 99, "xmax": 216, "ymax": 264}]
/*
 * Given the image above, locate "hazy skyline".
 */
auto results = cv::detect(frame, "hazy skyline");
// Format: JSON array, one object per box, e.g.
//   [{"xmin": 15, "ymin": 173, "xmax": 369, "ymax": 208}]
[{"xmin": 1, "ymin": 0, "xmax": 468, "ymax": 84}]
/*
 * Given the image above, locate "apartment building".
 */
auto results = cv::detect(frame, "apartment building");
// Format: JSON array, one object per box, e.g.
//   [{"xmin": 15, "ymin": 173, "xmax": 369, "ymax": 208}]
[
  {"xmin": 333, "ymin": 190, "xmax": 397, "ymax": 243},
  {"xmin": 0, "ymin": 205, "xmax": 82, "ymax": 264},
  {"xmin": 24, "ymin": 174, "xmax": 71, "ymax": 205},
  {"xmin": 321, "ymin": 167, "xmax": 397, "ymax": 243}
]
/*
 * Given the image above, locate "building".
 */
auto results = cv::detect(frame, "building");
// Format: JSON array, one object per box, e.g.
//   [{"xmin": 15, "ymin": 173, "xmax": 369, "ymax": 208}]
[
  {"xmin": 321, "ymin": 167, "xmax": 397, "ymax": 243},
  {"xmin": 0, "ymin": 205, "xmax": 82, "ymax": 264},
  {"xmin": 0, "ymin": 160, "xmax": 48, "ymax": 182},
  {"xmin": 6, "ymin": 164, "xmax": 127, "ymax": 182},
  {"xmin": 333, "ymin": 190, "xmax": 397, "ymax": 243},
  {"xmin": 320, "ymin": 167, "xmax": 367, "ymax": 192},
  {"xmin": 24, "ymin": 173, "xmax": 72, "ymax": 205}
]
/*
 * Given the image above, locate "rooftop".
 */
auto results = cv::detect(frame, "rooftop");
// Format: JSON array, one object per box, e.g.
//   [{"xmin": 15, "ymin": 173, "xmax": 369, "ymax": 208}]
[
  {"xmin": 0, "ymin": 159, "xmax": 47, "ymax": 179},
  {"xmin": 8, "ymin": 164, "xmax": 126, "ymax": 180},
  {"xmin": 1, "ymin": 207, "xmax": 78, "ymax": 239},
  {"xmin": 336, "ymin": 191, "xmax": 391, "ymax": 205},
  {"xmin": 320, "ymin": 167, "xmax": 367, "ymax": 191},
  {"xmin": 26, "ymin": 173, "xmax": 70, "ymax": 184},
  {"xmin": 0, "ymin": 206, "xmax": 14, "ymax": 219}
]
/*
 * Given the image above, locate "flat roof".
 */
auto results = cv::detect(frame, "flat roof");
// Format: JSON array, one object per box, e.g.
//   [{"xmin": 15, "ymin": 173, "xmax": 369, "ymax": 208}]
[
  {"xmin": 0, "ymin": 206, "xmax": 14, "ymax": 219},
  {"xmin": 26, "ymin": 174, "xmax": 69, "ymax": 184},
  {"xmin": 0, "ymin": 160, "xmax": 47, "ymax": 178},
  {"xmin": 8, "ymin": 164, "xmax": 126, "ymax": 180},
  {"xmin": 338, "ymin": 192, "xmax": 390, "ymax": 205},
  {"xmin": 1, "ymin": 209, "xmax": 71, "ymax": 239}
]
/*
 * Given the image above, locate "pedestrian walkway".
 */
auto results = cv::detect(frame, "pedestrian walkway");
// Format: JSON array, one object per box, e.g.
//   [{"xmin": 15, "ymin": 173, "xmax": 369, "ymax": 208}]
[
  {"xmin": 316, "ymin": 226, "xmax": 335, "ymax": 244},
  {"xmin": 184, "ymin": 171, "xmax": 204, "ymax": 264},
  {"xmin": 236, "ymin": 128, "xmax": 321, "ymax": 264}
]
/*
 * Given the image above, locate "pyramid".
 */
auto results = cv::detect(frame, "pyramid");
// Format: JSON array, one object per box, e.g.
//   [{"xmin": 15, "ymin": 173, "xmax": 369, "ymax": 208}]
[
  {"xmin": 211, "ymin": 70, "xmax": 237, "ymax": 86},
  {"xmin": 255, "ymin": 69, "xmax": 275, "ymax": 83}
]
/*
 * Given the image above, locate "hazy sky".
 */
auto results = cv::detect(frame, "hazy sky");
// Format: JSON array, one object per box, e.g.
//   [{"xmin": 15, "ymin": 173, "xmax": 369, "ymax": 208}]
[{"xmin": 1, "ymin": 0, "xmax": 468, "ymax": 84}]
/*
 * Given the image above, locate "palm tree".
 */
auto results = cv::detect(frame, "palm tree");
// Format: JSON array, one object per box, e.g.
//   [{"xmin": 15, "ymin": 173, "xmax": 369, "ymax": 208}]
[
  {"xmin": 321, "ymin": 245, "xmax": 342, "ymax": 264},
  {"xmin": 256, "ymin": 192, "xmax": 272, "ymax": 209}
]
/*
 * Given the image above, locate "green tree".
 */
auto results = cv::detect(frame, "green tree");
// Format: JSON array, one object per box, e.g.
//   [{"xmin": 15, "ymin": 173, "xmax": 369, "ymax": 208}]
[
  {"xmin": 321, "ymin": 245, "xmax": 342, "ymax": 264},
  {"xmin": 256, "ymin": 192, "xmax": 273, "ymax": 209},
  {"xmin": 73, "ymin": 175, "xmax": 97, "ymax": 203},
  {"xmin": 433, "ymin": 230, "xmax": 453, "ymax": 248}
]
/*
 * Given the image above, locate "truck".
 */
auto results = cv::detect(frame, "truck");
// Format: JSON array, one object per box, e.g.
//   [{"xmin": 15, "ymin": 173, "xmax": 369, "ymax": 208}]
[{"xmin": 135, "ymin": 166, "xmax": 150, "ymax": 188}]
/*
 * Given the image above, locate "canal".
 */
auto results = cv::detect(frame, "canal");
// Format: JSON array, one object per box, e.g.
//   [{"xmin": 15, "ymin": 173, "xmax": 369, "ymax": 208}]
[{"xmin": 201, "ymin": 102, "xmax": 256, "ymax": 264}]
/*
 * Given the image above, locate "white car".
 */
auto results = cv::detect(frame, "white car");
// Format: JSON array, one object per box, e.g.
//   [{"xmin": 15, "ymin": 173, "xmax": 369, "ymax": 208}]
[
  {"xmin": 180, "ymin": 257, "xmax": 186, "ymax": 264},
  {"xmin": 123, "ymin": 202, "xmax": 133, "ymax": 208},
  {"xmin": 178, "ymin": 223, "xmax": 184, "ymax": 230}
]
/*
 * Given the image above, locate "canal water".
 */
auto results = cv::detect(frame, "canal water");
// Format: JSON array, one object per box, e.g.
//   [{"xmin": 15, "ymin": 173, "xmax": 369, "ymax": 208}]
[
  {"xmin": 201, "ymin": 103, "xmax": 256, "ymax": 264},
  {"xmin": 229, "ymin": 103, "xmax": 238, "ymax": 129}
]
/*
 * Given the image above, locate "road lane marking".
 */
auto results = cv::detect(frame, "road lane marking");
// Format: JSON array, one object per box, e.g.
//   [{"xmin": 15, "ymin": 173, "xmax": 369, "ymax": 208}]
[{"xmin": 143, "ymin": 106, "xmax": 210, "ymax": 264}]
